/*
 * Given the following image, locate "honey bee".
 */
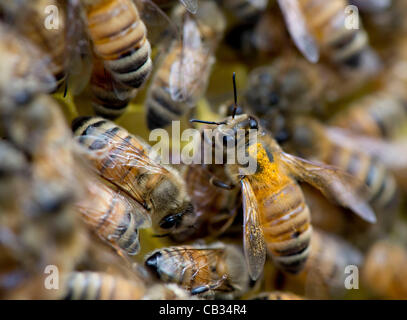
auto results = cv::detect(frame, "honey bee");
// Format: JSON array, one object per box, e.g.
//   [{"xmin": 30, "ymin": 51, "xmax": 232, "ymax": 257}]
[
  {"xmin": 89, "ymin": 57, "xmax": 137, "ymax": 119},
  {"xmin": 61, "ymin": 271, "xmax": 146, "ymax": 300},
  {"xmin": 253, "ymin": 291, "xmax": 304, "ymax": 300},
  {"xmin": 220, "ymin": 0, "xmax": 269, "ymax": 21},
  {"xmin": 190, "ymin": 74, "xmax": 376, "ymax": 280},
  {"xmin": 75, "ymin": 176, "xmax": 151, "ymax": 256},
  {"xmin": 72, "ymin": 116, "xmax": 196, "ymax": 237},
  {"xmin": 281, "ymin": 229, "xmax": 363, "ymax": 299},
  {"xmin": 244, "ymin": 58, "xmax": 324, "ymax": 141},
  {"xmin": 80, "ymin": 0, "xmax": 152, "ymax": 90},
  {"xmin": 278, "ymin": 0, "xmax": 380, "ymax": 73},
  {"xmin": 362, "ymin": 240, "xmax": 407, "ymax": 299},
  {"xmin": 145, "ymin": 1, "xmax": 224, "ymax": 129},
  {"xmin": 331, "ymin": 91, "xmax": 407, "ymax": 139},
  {"xmin": 144, "ymin": 242, "xmax": 250, "ymax": 298},
  {"xmin": 289, "ymin": 117, "xmax": 400, "ymax": 213}
]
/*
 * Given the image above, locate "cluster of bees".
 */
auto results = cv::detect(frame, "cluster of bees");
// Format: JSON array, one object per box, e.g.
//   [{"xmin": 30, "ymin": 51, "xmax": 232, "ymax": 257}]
[{"xmin": 0, "ymin": 0, "xmax": 407, "ymax": 300}]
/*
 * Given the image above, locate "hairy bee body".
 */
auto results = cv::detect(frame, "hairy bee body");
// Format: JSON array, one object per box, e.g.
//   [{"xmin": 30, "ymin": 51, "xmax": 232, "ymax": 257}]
[
  {"xmin": 82, "ymin": 0, "xmax": 152, "ymax": 89},
  {"xmin": 217, "ymin": 119, "xmax": 312, "ymax": 274},
  {"xmin": 331, "ymin": 92, "xmax": 407, "ymax": 139},
  {"xmin": 145, "ymin": 243, "xmax": 250, "ymax": 298},
  {"xmin": 300, "ymin": 0, "xmax": 373, "ymax": 68},
  {"xmin": 62, "ymin": 271, "xmax": 146, "ymax": 300},
  {"xmin": 242, "ymin": 142, "xmax": 312, "ymax": 274},
  {"xmin": 72, "ymin": 116, "xmax": 195, "ymax": 236}
]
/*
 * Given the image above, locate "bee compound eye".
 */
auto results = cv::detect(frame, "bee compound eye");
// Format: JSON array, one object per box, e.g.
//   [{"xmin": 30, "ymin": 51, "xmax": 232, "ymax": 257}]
[
  {"xmin": 248, "ymin": 117, "xmax": 259, "ymax": 130},
  {"xmin": 159, "ymin": 215, "xmax": 177, "ymax": 229}
]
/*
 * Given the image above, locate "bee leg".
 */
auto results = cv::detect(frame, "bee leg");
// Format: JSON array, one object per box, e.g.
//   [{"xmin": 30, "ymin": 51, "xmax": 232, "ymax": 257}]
[
  {"xmin": 191, "ymin": 275, "xmax": 228, "ymax": 295},
  {"xmin": 209, "ymin": 177, "xmax": 235, "ymax": 190}
]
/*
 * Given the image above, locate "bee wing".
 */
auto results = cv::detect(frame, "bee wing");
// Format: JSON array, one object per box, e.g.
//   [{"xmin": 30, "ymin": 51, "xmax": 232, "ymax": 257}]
[
  {"xmin": 169, "ymin": 16, "xmax": 214, "ymax": 103},
  {"xmin": 277, "ymin": 0, "xmax": 319, "ymax": 63},
  {"xmin": 278, "ymin": 151, "xmax": 376, "ymax": 223},
  {"xmin": 241, "ymin": 178, "xmax": 266, "ymax": 281},
  {"xmin": 63, "ymin": 0, "xmax": 93, "ymax": 95},
  {"xmin": 326, "ymin": 126, "xmax": 407, "ymax": 170},
  {"xmin": 179, "ymin": 0, "xmax": 199, "ymax": 14},
  {"xmin": 138, "ymin": 0, "xmax": 181, "ymax": 46},
  {"xmin": 79, "ymin": 178, "xmax": 152, "ymax": 229}
]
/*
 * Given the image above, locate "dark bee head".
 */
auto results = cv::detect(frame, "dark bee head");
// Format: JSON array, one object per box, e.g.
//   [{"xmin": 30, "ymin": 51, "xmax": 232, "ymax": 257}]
[{"xmin": 145, "ymin": 251, "xmax": 162, "ymax": 278}]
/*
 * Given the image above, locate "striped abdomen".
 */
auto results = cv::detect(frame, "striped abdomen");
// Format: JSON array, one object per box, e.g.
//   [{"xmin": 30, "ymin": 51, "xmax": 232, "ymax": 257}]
[
  {"xmin": 76, "ymin": 179, "xmax": 144, "ymax": 255},
  {"xmin": 254, "ymin": 291, "xmax": 304, "ymax": 300},
  {"xmin": 322, "ymin": 143, "xmax": 398, "ymax": 209},
  {"xmin": 62, "ymin": 272, "xmax": 145, "ymax": 300},
  {"xmin": 84, "ymin": 0, "xmax": 152, "ymax": 88},
  {"xmin": 331, "ymin": 92, "xmax": 407, "ymax": 139},
  {"xmin": 301, "ymin": 0, "xmax": 370, "ymax": 67},
  {"xmin": 146, "ymin": 45, "xmax": 207, "ymax": 130},
  {"xmin": 90, "ymin": 58, "xmax": 135, "ymax": 119},
  {"xmin": 260, "ymin": 180, "xmax": 312, "ymax": 274},
  {"xmin": 72, "ymin": 116, "xmax": 163, "ymax": 205}
]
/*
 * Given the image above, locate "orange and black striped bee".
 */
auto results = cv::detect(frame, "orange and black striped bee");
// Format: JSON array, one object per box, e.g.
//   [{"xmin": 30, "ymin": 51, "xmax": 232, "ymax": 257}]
[
  {"xmin": 190, "ymin": 74, "xmax": 375, "ymax": 280},
  {"xmin": 72, "ymin": 116, "xmax": 196, "ymax": 237},
  {"xmin": 81, "ymin": 0, "xmax": 152, "ymax": 90},
  {"xmin": 278, "ymin": 0, "xmax": 380, "ymax": 73}
]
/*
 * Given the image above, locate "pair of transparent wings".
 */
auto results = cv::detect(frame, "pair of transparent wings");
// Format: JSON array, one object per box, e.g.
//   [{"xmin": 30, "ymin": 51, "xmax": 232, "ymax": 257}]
[{"xmin": 241, "ymin": 149, "xmax": 376, "ymax": 281}]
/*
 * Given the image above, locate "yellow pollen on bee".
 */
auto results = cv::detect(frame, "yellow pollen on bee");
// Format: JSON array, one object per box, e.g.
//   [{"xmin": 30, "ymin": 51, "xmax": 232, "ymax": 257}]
[{"xmin": 247, "ymin": 143, "xmax": 289, "ymax": 186}]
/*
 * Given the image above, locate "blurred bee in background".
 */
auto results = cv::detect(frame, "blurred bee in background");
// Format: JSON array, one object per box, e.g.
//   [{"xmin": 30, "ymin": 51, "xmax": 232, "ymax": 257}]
[
  {"xmin": 223, "ymin": 9, "xmax": 288, "ymax": 60},
  {"xmin": 80, "ymin": 0, "xmax": 152, "ymax": 90},
  {"xmin": 72, "ymin": 116, "xmax": 196, "ymax": 237},
  {"xmin": 278, "ymin": 0, "xmax": 380, "ymax": 74},
  {"xmin": 75, "ymin": 175, "xmax": 152, "ymax": 256},
  {"xmin": 289, "ymin": 117, "xmax": 399, "ymax": 216},
  {"xmin": 60, "ymin": 271, "xmax": 146, "ymax": 300},
  {"xmin": 0, "ymin": 0, "xmax": 92, "ymax": 95},
  {"xmin": 219, "ymin": 0, "xmax": 269, "ymax": 21},
  {"xmin": 253, "ymin": 291, "xmax": 304, "ymax": 300},
  {"xmin": 278, "ymin": 229, "xmax": 363, "ymax": 299},
  {"xmin": 191, "ymin": 79, "xmax": 375, "ymax": 280},
  {"xmin": 331, "ymin": 92, "xmax": 407, "ymax": 140},
  {"xmin": 145, "ymin": 242, "xmax": 250, "ymax": 299},
  {"xmin": 146, "ymin": 1, "xmax": 225, "ymax": 129},
  {"xmin": 362, "ymin": 240, "xmax": 407, "ymax": 299},
  {"xmin": 244, "ymin": 58, "xmax": 324, "ymax": 142}
]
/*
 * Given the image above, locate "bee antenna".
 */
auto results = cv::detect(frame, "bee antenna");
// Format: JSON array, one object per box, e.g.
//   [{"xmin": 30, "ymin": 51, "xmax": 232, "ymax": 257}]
[
  {"xmin": 189, "ymin": 119, "xmax": 226, "ymax": 125},
  {"xmin": 232, "ymin": 72, "xmax": 238, "ymax": 119}
]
